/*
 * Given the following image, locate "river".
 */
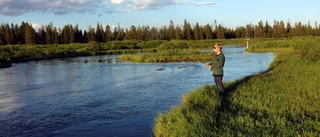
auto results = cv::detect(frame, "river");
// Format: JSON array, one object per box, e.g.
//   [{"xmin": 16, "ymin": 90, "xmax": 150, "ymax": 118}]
[{"xmin": 0, "ymin": 46, "xmax": 274, "ymax": 137}]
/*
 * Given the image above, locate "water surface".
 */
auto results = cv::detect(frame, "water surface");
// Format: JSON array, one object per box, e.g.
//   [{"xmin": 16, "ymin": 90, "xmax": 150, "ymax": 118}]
[{"xmin": 0, "ymin": 47, "xmax": 274, "ymax": 137}]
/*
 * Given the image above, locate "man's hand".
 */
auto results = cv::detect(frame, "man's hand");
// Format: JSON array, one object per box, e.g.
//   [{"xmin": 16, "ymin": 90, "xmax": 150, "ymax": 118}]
[{"xmin": 205, "ymin": 63, "xmax": 211, "ymax": 69}]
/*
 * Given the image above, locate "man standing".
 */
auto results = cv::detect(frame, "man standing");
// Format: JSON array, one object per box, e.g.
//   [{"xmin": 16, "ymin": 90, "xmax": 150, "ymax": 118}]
[{"xmin": 206, "ymin": 43, "xmax": 226, "ymax": 96}]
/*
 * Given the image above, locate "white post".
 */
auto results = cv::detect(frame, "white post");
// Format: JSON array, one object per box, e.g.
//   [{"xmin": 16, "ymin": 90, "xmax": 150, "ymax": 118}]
[
  {"xmin": 246, "ymin": 40, "xmax": 249, "ymax": 49},
  {"xmin": 246, "ymin": 38, "xmax": 250, "ymax": 49}
]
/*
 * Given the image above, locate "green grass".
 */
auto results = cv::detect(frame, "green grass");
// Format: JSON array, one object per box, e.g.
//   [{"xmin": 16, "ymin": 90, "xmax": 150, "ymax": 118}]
[{"xmin": 154, "ymin": 41, "xmax": 320, "ymax": 136}]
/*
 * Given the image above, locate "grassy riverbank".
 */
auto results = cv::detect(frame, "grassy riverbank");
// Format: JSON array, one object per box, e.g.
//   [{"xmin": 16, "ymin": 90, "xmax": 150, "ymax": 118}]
[{"xmin": 153, "ymin": 37, "xmax": 320, "ymax": 136}]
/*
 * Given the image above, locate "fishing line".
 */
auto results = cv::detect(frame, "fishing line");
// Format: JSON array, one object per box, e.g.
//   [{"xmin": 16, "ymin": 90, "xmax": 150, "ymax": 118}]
[{"xmin": 26, "ymin": 43, "xmax": 114, "ymax": 124}]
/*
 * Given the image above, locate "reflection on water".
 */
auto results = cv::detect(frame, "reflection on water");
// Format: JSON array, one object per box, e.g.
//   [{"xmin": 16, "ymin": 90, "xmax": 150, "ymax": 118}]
[{"xmin": 0, "ymin": 47, "xmax": 274, "ymax": 137}]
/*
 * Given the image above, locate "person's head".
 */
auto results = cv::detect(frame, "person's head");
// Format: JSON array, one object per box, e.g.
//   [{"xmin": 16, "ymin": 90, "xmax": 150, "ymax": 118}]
[{"xmin": 213, "ymin": 43, "xmax": 223, "ymax": 53}]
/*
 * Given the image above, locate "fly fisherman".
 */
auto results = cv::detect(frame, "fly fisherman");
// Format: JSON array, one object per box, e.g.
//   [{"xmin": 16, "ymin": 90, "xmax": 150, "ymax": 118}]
[{"xmin": 206, "ymin": 43, "xmax": 226, "ymax": 96}]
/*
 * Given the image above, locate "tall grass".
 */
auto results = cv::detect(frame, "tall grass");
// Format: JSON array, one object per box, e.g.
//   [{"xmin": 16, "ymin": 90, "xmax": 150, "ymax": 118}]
[{"xmin": 154, "ymin": 38, "xmax": 320, "ymax": 136}]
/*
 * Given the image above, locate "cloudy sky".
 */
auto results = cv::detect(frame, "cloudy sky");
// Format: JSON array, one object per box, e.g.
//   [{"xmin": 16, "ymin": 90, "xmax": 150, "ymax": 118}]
[{"xmin": 0, "ymin": 0, "xmax": 319, "ymax": 30}]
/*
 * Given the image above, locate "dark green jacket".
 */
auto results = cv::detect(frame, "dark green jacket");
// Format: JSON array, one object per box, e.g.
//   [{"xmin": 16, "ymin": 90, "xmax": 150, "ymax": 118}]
[{"xmin": 209, "ymin": 53, "xmax": 225, "ymax": 75}]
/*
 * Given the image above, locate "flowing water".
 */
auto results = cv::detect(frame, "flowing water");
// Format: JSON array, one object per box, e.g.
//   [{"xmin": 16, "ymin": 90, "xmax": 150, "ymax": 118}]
[{"xmin": 0, "ymin": 47, "xmax": 274, "ymax": 137}]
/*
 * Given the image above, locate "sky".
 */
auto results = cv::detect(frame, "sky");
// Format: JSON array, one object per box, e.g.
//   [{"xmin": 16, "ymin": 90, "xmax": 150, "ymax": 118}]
[{"xmin": 0, "ymin": 0, "xmax": 319, "ymax": 31}]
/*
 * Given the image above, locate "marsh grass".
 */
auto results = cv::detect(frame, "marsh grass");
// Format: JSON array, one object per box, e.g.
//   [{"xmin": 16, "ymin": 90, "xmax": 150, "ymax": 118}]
[{"xmin": 154, "ymin": 48, "xmax": 320, "ymax": 136}]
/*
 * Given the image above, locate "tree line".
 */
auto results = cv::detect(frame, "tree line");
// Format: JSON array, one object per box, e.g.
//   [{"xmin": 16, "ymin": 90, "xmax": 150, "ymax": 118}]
[{"xmin": 1, "ymin": 19, "xmax": 320, "ymax": 46}]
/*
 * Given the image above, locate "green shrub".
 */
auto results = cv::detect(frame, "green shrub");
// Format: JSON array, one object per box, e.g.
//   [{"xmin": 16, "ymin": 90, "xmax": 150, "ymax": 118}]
[{"xmin": 294, "ymin": 38, "xmax": 320, "ymax": 62}]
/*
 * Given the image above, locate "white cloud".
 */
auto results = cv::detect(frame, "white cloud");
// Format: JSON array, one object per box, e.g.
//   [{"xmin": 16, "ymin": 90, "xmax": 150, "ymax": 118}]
[
  {"xmin": 0, "ymin": 0, "xmax": 102, "ymax": 16},
  {"xmin": 32, "ymin": 23, "xmax": 42, "ymax": 30},
  {"xmin": 111, "ymin": 0, "xmax": 126, "ymax": 4},
  {"xmin": 0, "ymin": 0, "xmax": 214, "ymax": 16},
  {"xmin": 109, "ymin": 0, "xmax": 214, "ymax": 13},
  {"xmin": 188, "ymin": 1, "xmax": 215, "ymax": 6},
  {"xmin": 0, "ymin": 0, "xmax": 11, "ymax": 5}
]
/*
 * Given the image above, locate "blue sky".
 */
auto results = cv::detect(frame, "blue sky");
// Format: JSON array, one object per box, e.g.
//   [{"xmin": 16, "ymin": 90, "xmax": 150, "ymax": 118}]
[{"xmin": 0, "ymin": 0, "xmax": 319, "ymax": 31}]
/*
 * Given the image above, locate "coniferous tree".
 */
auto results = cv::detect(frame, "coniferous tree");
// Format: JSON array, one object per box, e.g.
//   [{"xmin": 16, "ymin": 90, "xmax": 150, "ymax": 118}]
[
  {"xmin": 175, "ymin": 25, "xmax": 183, "ymax": 40},
  {"xmin": 74, "ymin": 24, "xmax": 83, "ymax": 43},
  {"xmin": 234, "ymin": 26, "xmax": 245, "ymax": 38},
  {"xmin": 136, "ymin": 25, "xmax": 143, "ymax": 40},
  {"xmin": 4, "ymin": 24, "xmax": 13, "ymax": 45},
  {"xmin": 255, "ymin": 20, "xmax": 265, "ymax": 38},
  {"xmin": 69, "ymin": 24, "xmax": 74, "ymax": 43},
  {"xmin": 224, "ymin": 28, "xmax": 235, "ymax": 39},
  {"xmin": 105, "ymin": 25, "xmax": 113, "ymax": 42},
  {"xmin": 183, "ymin": 19, "xmax": 193, "ymax": 40},
  {"xmin": 128, "ymin": 25, "xmax": 138, "ymax": 39},
  {"xmin": 88, "ymin": 26, "xmax": 95, "ymax": 42},
  {"xmin": 142, "ymin": 25, "xmax": 151, "ymax": 41},
  {"xmin": 38, "ymin": 27, "xmax": 46, "ymax": 44},
  {"xmin": 293, "ymin": 21, "xmax": 306, "ymax": 36},
  {"xmin": 159, "ymin": 26, "xmax": 167, "ymax": 40},
  {"xmin": 204, "ymin": 23, "xmax": 213, "ymax": 39},
  {"xmin": 45, "ymin": 24, "xmax": 52, "ymax": 44},
  {"xmin": 0, "ymin": 25, "xmax": 4, "ymax": 45},
  {"xmin": 279, "ymin": 20, "xmax": 287, "ymax": 38},
  {"xmin": 216, "ymin": 24, "xmax": 225, "ymax": 39},
  {"xmin": 315, "ymin": 21, "xmax": 320, "ymax": 36},
  {"xmin": 306, "ymin": 21, "xmax": 313, "ymax": 36},
  {"xmin": 187, "ymin": 22, "xmax": 193, "ymax": 40},
  {"xmin": 83, "ymin": 30, "xmax": 89, "ymax": 43},
  {"xmin": 150, "ymin": 27, "xmax": 158, "ymax": 40},
  {"xmin": 61, "ymin": 24, "xmax": 74, "ymax": 44},
  {"xmin": 10, "ymin": 23, "xmax": 18, "ymax": 44},
  {"xmin": 61, "ymin": 25, "xmax": 67, "ymax": 44},
  {"xmin": 194, "ymin": 22, "xmax": 201, "ymax": 40},
  {"xmin": 113, "ymin": 27, "xmax": 118, "ymax": 41},
  {"xmin": 95, "ymin": 22, "xmax": 104, "ymax": 42},
  {"xmin": 25, "ymin": 23, "xmax": 36, "ymax": 45},
  {"xmin": 245, "ymin": 24, "xmax": 254, "ymax": 38},
  {"xmin": 286, "ymin": 21, "xmax": 293, "ymax": 37},
  {"xmin": 272, "ymin": 20, "xmax": 286, "ymax": 38},
  {"xmin": 272, "ymin": 21, "xmax": 279, "ymax": 38},
  {"xmin": 199, "ymin": 26, "xmax": 204, "ymax": 40},
  {"xmin": 126, "ymin": 25, "xmax": 137, "ymax": 40},
  {"xmin": 17, "ymin": 22, "xmax": 27, "ymax": 44},
  {"xmin": 115, "ymin": 23, "xmax": 125, "ymax": 41},
  {"xmin": 168, "ymin": 20, "xmax": 175, "ymax": 40},
  {"xmin": 52, "ymin": 27, "xmax": 59, "ymax": 44},
  {"xmin": 264, "ymin": 21, "xmax": 272, "ymax": 38}
]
